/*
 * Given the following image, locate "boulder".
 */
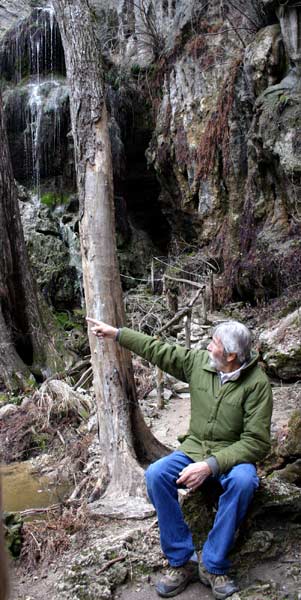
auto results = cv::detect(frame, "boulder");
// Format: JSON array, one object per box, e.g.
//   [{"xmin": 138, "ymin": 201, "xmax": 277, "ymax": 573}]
[
  {"xmin": 0, "ymin": 404, "xmax": 18, "ymax": 419},
  {"xmin": 259, "ymin": 309, "xmax": 301, "ymax": 380},
  {"xmin": 182, "ymin": 473, "xmax": 301, "ymax": 593},
  {"xmin": 244, "ymin": 24, "xmax": 285, "ymax": 98},
  {"xmin": 276, "ymin": 410, "xmax": 301, "ymax": 459}
]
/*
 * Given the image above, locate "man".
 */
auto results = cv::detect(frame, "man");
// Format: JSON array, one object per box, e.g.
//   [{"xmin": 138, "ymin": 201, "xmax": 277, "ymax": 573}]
[{"xmin": 87, "ymin": 317, "xmax": 272, "ymax": 600}]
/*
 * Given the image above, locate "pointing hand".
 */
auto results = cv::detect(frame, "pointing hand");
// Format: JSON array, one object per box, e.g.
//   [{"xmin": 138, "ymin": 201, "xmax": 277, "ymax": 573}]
[{"xmin": 86, "ymin": 317, "xmax": 118, "ymax": 340}]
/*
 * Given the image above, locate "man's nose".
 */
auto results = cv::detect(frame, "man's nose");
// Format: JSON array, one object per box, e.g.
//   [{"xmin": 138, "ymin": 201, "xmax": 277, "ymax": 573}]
[{"xmin": 207, "ymin": 341, "xmax": 212, "ymax": 351}]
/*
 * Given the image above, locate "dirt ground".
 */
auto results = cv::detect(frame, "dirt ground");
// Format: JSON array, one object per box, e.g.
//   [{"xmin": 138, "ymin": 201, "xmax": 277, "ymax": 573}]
[{"xmin": 10, "ymin": 382, "xmax": 301, "ymax": 600}]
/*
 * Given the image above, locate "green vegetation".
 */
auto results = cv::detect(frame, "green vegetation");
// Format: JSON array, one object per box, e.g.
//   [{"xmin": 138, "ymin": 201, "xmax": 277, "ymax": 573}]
[
  {"xmin": 3, "ymin": 512, "xmax": 23, "ymax": 558},
  {"xmin": 131, "ymin": 63, "xmax": 141, "ymax": 77},
  {"xmin": 55, "ymin": 311, "xmax": 78, "ymax": 331},
  {"xmin": 9, "ymin": 394, "xmax": 23, "ymax": 406},
  {"xmin": 41, "ymin": 192, "xmax": 69, "ymax": 208},
  {"xmin": 32, "ymin": 431, "xmax": 49, "ymax": 452}
]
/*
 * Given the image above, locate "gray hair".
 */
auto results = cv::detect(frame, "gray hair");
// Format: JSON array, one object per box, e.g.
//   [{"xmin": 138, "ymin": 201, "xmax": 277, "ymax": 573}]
[{"xmin": 212, "ymin": 321, "xmax": 252, "ymax": 365}]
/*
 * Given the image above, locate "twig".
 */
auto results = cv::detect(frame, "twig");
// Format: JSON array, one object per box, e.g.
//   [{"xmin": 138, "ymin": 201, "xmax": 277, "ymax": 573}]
[
  {"xmin": 164, "ymin": 274, "xmax": 204, "ymax": 289},
  {"xmin": 96, "ymin": 554, "xmax": 126, "ymax": 574},
  {"xmin": 154, "ymin": 255, "xmax": 216, "ymax": 276},
  {"xmin": 225, "ymin": 13, "xmax": 246, "ymax": 48},
  {"xmin": 73, "ymin": 366, "xmax": 93, "ymax": 390},
  {"xmin": 139, "ymin": 297, "xmax": 164, "ymax": 331},
  {"xmin": 19, "ymin": 503, "xmax": 61, "ymax": 518},
  {"xmin": 67, "ymin": 358, "xmax": 91, "ymax": 376},
  {"xmin": 156, "ymin": 288, "xmax": 204, "ymax": 335},
  {"xmin": 57, "ymin": 430, "xmax": 65, "ymax": 445},
  {"xmin": 28, "ymin": 530, "xmax": 42, "ymax": 553},
  {"xmin": 68, "ymin": 475, "xmax": 90, "ymax": 502}
]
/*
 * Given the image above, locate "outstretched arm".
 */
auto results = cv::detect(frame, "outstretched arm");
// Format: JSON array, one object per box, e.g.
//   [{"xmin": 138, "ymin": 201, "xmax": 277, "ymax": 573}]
[{"xmin": 86, "ymin": 318, "xmax": 198, "ymax": 382}]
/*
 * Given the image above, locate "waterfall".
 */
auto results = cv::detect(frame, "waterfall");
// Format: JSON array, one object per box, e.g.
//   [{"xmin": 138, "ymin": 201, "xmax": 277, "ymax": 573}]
[
  {"xmin": 0, "ymin": 6, "xmax": 65, "ymax": 84},
  {"xmin": 16, "ymin": 79, "xmax": 70, "ymax": 199},
  {"xmin": 27, "ymin": 83, "xmax": 43, "ymax": 199},
  {"xmin": 49, "ymin": 7, "xmax": 55, "ymax": 79},
  {"xmin": 29, "ymin": 7, "xmax": 55, "ymax": 82},
  {"xmin": 1, "ymin": 6, "xmax": 70, "ymax": 195}
]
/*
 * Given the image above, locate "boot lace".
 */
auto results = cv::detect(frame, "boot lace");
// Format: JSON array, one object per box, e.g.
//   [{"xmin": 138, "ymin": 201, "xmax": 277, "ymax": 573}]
[{"xmin": 214, "ymin": 574, "xmax": 232, "ymax": 586}]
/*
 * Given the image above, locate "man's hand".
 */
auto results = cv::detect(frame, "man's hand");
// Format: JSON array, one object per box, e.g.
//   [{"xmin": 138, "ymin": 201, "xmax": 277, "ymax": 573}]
[
  {"xmin": 86, "ymin": 317, "xmax": 118, "ymax": 340},
  {"xmin": 176, "ymin": 461, "xmax": 212, "ymax": 492}
]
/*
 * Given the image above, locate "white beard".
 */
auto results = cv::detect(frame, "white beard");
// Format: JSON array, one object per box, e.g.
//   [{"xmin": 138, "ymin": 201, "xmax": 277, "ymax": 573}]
[{"xmin": 208, "ymin": 353, "xmax": 227, "ymax": 371}]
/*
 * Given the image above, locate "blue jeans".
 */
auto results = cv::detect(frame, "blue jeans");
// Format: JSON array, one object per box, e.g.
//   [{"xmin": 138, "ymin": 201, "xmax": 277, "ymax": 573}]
[{"xmin": 145, "ymin": 450, "xmax": 259, "ymax": 574}]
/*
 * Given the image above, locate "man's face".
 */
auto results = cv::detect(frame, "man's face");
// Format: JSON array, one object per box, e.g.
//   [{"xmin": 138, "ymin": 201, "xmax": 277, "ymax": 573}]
[{"xmin": 207, "ymin": 336, "xmax": 227, "ymax": 371}]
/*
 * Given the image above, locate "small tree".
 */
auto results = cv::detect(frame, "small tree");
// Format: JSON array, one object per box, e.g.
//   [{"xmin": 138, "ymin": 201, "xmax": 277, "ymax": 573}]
[{"xmin": 53, "ymin": 0, "xmax": 168, "ymax": 516}]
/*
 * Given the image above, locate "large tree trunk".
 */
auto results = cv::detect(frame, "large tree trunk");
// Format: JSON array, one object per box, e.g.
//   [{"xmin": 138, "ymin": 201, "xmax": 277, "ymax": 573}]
[
  {"xmin": 0, "ymin": 94, "xmax": 62, "ymax": 392},
  {"xmin": 53, "ymin": 0, "xmax": 168, "ymax": 514}
]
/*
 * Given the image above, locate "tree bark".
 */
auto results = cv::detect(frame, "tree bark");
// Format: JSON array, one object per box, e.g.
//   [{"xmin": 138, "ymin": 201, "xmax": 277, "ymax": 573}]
[
  {"xmin": 53, "ymin": 0, "xmax": 168, "ymax": 506},
  {"xmin": 0, "ymin": 93, "xmax": 61, "ymax": 392}
]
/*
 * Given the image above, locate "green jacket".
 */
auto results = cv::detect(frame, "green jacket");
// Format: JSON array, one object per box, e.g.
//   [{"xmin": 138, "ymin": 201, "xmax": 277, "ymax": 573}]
[{"xmin": 119, "ymin": 328, "xmax": 273, "ymax": 474}]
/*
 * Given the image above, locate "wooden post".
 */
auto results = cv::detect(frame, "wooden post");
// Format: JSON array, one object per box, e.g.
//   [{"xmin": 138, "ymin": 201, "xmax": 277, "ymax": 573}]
[
  {"xmin": 210, "ymin": 272, "xmax": 215, "ymax": 311},
  {"xmin": 185, "ymin": 310, "xmax": 192, "ymax": 349},
  {"xmin": 156, "ymin": 367, "xmax": 164, "ymax": 409},
  {"xmin": 202, "ymin": 292, "xmax": 207, "ymax": 324},
  {"xmin": 151, "ymin": 258, "xmax": 155, "ymax": 294}
]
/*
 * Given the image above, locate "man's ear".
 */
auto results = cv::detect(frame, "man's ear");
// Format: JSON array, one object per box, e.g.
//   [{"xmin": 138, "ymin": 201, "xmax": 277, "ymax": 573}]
[{"xmin": 226, "ymin": 352, "xmax": 238, "ymax": 364}]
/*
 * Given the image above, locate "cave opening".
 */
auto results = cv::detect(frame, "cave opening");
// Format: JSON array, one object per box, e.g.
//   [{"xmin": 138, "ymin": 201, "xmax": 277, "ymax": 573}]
[
  {"xmin": 123, "ymin": 128, "xmax": 171, "ymax": 254},
  {"xmin": 14, "ymin": 334, "xmax": 34, "ymax": 368}
]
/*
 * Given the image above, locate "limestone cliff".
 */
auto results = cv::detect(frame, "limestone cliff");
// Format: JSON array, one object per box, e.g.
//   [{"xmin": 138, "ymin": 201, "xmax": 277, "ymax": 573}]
[{"xmin": 1, "ymin": 0, "xmax": 300, "ymax": 306}]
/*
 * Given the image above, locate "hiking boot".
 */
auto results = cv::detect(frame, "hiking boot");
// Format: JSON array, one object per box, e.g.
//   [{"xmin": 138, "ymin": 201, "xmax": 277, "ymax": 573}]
[
  {"xmin": 156, "ymin": 560, "xmax": 199, "ymax": 597},
  {"xmin": 198, "ymin": 562, "xmax": 239, "ymax": 599}
]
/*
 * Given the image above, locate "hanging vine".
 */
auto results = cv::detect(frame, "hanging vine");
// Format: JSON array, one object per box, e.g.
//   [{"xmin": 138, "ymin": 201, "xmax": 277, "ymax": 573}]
[{"xmin": 195, "ymin": 52, "xmax": 243, "ymax": 181}]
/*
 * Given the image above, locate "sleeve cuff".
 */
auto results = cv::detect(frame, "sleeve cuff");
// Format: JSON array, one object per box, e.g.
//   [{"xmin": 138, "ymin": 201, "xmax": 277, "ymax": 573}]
[
  {"xmin": 205, "ymin": 456, "xmax": 220, "ymax": 477},
  {"xmin": 115, "ymin": 328, "xmax": 122, "ymax": 341}
]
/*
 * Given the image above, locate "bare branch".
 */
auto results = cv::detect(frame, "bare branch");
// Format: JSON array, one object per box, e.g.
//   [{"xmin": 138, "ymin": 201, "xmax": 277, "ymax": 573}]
[
  {"xmin": 164, "ymin": 274, "xmax": 205, "ymax": 289},
  {"xmin": 156, "ymin": 287, "xmax": 204, "ymax": 335}
]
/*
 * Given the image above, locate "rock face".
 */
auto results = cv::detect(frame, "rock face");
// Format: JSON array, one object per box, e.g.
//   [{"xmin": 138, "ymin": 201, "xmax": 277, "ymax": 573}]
[
  {"xmin": 90, "ymin": 0, "xmax": 301, "ymax": 304},
  {"xmin": 19, "ymin": 195, "xmax": 82, "ymax": 309},
  {"xmin": 143, "ymin": 2, "xmax": 301, "ymax": 304},
  {"xmin": 1, "ymin": 0, "xmax": 301, "ymax": 306},
  {"xmin": 0, "ymin": 1, "xmax": 31, "ymax": 40}
]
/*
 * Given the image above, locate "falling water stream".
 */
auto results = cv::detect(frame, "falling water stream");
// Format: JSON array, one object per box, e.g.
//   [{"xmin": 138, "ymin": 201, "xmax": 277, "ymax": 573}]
[
  {"xmin": 27, "ymin": 82, "xmax": 43, "ymax": 199},
  {"xmin": 22, "ymin": 79, "xmax": 68, "ymax": 199},
  {"xmin": 3, "ymin": 5, "xmax": 68, "ymax": 199}
]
